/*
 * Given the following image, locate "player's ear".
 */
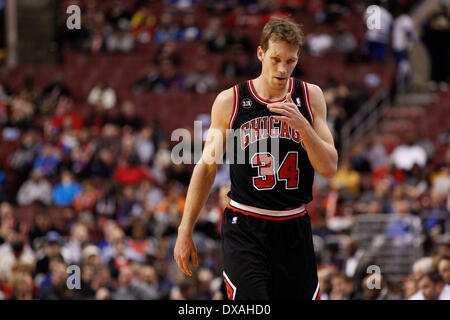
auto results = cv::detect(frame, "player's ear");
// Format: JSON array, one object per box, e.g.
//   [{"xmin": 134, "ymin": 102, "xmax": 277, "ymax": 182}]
[{"xmin": 257, "ymin": 46, "xmax": 264, "ymax": 62}]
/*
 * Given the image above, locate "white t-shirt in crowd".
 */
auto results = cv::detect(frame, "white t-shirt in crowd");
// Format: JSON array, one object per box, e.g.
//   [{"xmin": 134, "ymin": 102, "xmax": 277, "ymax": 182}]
[
  {"xmin": 392, "ymin": 14, "xmax": 416, "ymax": 52},
  {"xmin": 364, "ymin": 5, "xmax": 393, "ymax": 44},
  {"xmin": 391, "ymin": 144, "xmax": 427, "ymax": 170},
  {"xmin": 439, "ymin": 284, "xmax": 450, "ymax": 300}
]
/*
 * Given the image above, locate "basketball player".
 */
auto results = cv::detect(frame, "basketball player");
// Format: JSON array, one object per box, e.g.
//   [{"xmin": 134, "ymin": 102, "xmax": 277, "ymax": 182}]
[{"xmin": 174, "ymin": 17, "xmax": 338, "ymax": 300}]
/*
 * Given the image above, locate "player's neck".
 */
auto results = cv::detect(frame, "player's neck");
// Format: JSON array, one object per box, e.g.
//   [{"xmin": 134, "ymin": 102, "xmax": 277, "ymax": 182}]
[{"xmin": 252, "ymin": 76, "xmax": 289, "ymax": 101}]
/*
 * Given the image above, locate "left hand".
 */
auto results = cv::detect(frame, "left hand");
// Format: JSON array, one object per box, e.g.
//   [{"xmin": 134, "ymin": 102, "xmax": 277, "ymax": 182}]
[{"xmin": 267, "ymin": 93, "xmax": 309, "ymax": 132}]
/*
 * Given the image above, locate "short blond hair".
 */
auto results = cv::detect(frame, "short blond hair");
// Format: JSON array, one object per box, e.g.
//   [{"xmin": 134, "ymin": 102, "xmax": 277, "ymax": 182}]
[{"xmin": 260, "ymin": 16, "xmax": 304, "ymax": 52}]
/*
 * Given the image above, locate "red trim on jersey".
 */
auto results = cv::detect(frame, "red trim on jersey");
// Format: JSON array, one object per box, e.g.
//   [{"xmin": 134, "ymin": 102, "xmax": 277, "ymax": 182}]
[
  {"xmin": 229, "ymin": 85, "xmax": 240, "ymax": 129},
  {"xmin": 302, "ymin": 81, "xmax": 314, "ymax": 123},
  {"xmin": 224, "ymin": 277, "xmax": 235, "ymax": 300},
  {"xmin": 227, "ymin": 204, "xmax": 307, "ymax": 221},
  {"xmin": 248, "ymin": 78, "xmax": 293, "ymax": 104},
  {"xmin": 316, "ymin": 289, "xmax": 321, "ymax": 300}
]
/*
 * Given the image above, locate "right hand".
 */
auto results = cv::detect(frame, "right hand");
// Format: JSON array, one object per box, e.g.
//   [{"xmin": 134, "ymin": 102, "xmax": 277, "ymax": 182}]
[{"xmin": 173, "ymin": 228, "xmax": 198, "ymax": 276}]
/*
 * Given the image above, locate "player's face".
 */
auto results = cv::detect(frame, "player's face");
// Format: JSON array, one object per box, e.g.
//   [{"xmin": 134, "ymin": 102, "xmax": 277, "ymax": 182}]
[{"xmin": 258, "ymin": 39, "xmax": 299, "ymax": 90}]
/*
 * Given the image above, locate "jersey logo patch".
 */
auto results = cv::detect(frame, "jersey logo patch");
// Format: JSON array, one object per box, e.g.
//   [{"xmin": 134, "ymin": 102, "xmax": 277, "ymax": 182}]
[
  {"xmin": 241, "ymin": 98, "xmax": 252, "ymax": 109},
  {"xmin": 232, "ymin": 217, "xmax": 238, "ymax": 224}
]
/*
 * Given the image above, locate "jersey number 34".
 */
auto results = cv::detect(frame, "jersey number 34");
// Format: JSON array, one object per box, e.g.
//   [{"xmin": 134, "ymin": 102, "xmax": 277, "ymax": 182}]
[{"xmin": 251, "ymin": 151, "xmax": 299, "ymax": 190}]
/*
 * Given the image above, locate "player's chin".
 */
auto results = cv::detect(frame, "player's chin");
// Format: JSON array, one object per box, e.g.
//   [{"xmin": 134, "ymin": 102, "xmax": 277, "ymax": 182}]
[{"xmin": 272, "ymin": 77, "xmax": 287, "ymax": 86}]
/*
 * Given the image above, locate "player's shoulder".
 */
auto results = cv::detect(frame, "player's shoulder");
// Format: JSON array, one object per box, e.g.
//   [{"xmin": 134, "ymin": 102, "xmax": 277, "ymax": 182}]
[
  {"xmin": 215, "ymin": 86, "xmax": 236, "ymax": 106},
  {"xmin": 298, "ymin": 80, "xmax": 327, "ymax": 116},
  {"xmin": 295, "ymin": 79, "xmax": 323, "ymax": 98},
  {"xmin": 210, "ymin": 86, "xmax": 238, "ymax": 126}
]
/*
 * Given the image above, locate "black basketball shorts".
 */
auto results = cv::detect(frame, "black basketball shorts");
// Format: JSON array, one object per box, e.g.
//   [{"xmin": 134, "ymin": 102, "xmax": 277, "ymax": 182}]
[{"xmin": 221, "ymin": 201, "xmax": 320, "ymax": 300}]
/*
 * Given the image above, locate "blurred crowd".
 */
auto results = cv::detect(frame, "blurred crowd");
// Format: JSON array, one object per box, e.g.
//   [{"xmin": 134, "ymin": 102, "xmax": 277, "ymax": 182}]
[
  {"xmin": 311, "ymin": 131, "xmax": 450, "ymax": 299},
  {"xmin": 0, "ymin": 0, "xmax": 448, "ymax": 300}
]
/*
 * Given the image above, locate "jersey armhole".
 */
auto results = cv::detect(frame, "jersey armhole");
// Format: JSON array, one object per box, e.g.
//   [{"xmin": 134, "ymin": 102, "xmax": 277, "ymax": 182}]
[
  {"xmin": 302, "ymin": 81, "xmax": 314, "ymax": 124},
  {"xmin": 229, "ymin": 85, "xmax": 240, "ymax": 129}
]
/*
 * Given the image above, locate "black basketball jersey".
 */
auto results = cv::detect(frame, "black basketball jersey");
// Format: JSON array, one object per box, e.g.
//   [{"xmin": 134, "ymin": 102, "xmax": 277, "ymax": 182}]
[{"xmin": 226, "ymin": 78, "xmax": 315, "ymax": 210}]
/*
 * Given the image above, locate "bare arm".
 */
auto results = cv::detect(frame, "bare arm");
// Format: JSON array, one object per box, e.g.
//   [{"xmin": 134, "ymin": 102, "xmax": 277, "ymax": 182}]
[
  {"xmin": 267, "ymin": 84, "xmax": 338, "ymax": 178},
  {"xmin": 174, "ymin": 87, "xmax": 235, "ymax": 276}
]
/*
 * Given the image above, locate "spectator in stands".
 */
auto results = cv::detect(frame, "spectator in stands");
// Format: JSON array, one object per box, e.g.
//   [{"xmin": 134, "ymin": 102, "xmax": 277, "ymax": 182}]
[
  {"xmin": 73, "ymin": 181, "xmax": 100, "ymax": 213},
  {"xmin": 438, "ymin": 256, "xmax": 450, "ymax": 285},
  {"xmin": 130, "ymin": 6, "xmax": 157, "ymax": 44},
  {"xmin": 111, "ymin": 265, "xmax": 137, "ymax": 299},
  {"xmin": 363, "ymin": 2, "xmax": 393, "ymax": 62},
  {"xmin": 114, "ymin": 153, "xmax": 153, "ymax": 187},
  {"xmin": 132, "ymin": 62, "xmax": 161, "ymax": 92},
  {"xmin": 421, "ymin": 1, "xmax": 450, "ymax": 89},
  {"xmin": 361, "ymin": 273, "xmax": 400, "ymax": 300},
  {"xmin": 392, "ymin": 7, "xmax": 416, "ymax": 93},
  {"xmin": 176, "ymin": 13, "xmax": 201, "ymax": 42},
  {"xmin": 135, "ymin": 126, "xmax": 156, "ymax": 166},
  {"xmin": 90, "ymin": 149, "xmax": 114, "ymax": 179},
  {"xmin": 227, "ymin": 27, "xmax": 253, "ymax": 55},
  {"xmin": 0, "ymin": 232, "xmax": 36, "ymax": 282},
  {"xmin": 153, "ymin": 41, "xmax": 182, "ymax": 67},
  {"xmin": 16, "ymin": 169, "xmax": 52, "ymax": 206},
  {"xmin": 50, "ymin": 96, "xmax": 84, "ymax": 132},
  {"xmin": 36, "ymin": 256, "xmax": 71, "ymax": 300},
  {"xmin": 385, "ymin": 196, "xmax": 422, "ymax": 239},
  {"xmin": 195, "ymin": 267, "xmax": 214, "ymax": 300},
  {"xmin": 126, "ymin": 218, "xmax": 152, "ymax": 263},
  {"xmin": 10, "ymin": 130, "xmax": 39, "ymax": 181},
  {"xmin": 90, "ymin": 265, "xmax": 114, "ymax": 299},
  {"xmin": 113, "ymin": 100, "xmax": 143, "ymax": 130},
  {"xmin": 9, "ymin": 271, "xmax": 34, "ymax": 300},
  {"xmin": 422, "ymin": 188, "xmax": 448, "ymax": 239},
  {"xmin": 150, "ymin": 59, "xmax": 185, "ymax": 92},
  {"xmin": 116, "ymin": 186, "xmax": 144, "ymax": 229},
  {"xmin": 53, "ymin": 171, "xmax": 82, "ymax": 206},
  {"xmin": 332, "ymin": 23, "xmax": 357, "ymax": 55},
  {"xmin": 82, "ymin": 245, "xmax": 102, "ymax": 269},
  {"xmin": 5, "ymin": 96, "xmax": 34, "ymax": 130},
  {"xmin": 87, "ymin": 81, "xmax": 117, "ymax": 110},
  {"xmin": 329, "ymin": 273, "xmax": 354, "ymax": 300},
  {"xmin": 331, "ymin": 158, "xmax": 361, "ymax": 200},
  {"xmin": 106, "ymin": 26, "xmax": 135, "ymax": 53},
  {"xmin": 408, "ymin": 256, "xmax": 434, "ymax": 299},
  {"xmin": 306, "ymin": 26, "xmax": 333, "ymax": 56},
  {"xmin": 42, "ymin": 73, "xmax": 71, "ymax": 107},
  {"xmin": 33, "ymin": 231, "xmax": 63, "ymax": 285},
  {"xmin": 71, "ymin": 262, "xmax": 96, "ymax": 299},
  {"xmin": 61, "ymin": 223, "xmax": 89, "ymax": 265},
  {"xmin": 154, "ymin": 11, "xmax": 179, "ymax": 44},
  {"xmin": 429, "ymin": 148, "xmax": 450, "ymax": 196},
  {"xmin": 343, "ymin": 238, "xmax": 367, "ymax": 280},
  {"xmin": 94, "ymin": 183, "xmax": 118, "ymax": 221},
  {"xmin": 28, "ymin": 211, "xmax": 56, "ymax": 246},
  {"xmin": 391, "ymin": 133, "xmax": 428, "ymax": 171},
  {"xmin": 220, "ymin": 49, "xmax": 245, "ymax": 80},
  {"xmin": 136, "ymin": 264, "xmax": 160, "ymax": 299},
  {"xmin": 185, "ymin": 60, "xmax": 218, "ymax": 94},
  {"xmin": 364, "ymin": 135, "xmax": 388, "ymax": 171},
  {"xmin": 417, "ymin": 271, "xmax": 450, "ymax": 300},
  {"xmin": 203, "ymin": 17, "xmax": 229, "ymax": 53}
]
